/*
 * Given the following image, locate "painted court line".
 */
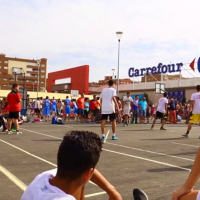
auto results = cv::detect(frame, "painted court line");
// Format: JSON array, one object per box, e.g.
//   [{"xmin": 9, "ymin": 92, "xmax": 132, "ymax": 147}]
[
  {"xmin": 105, "ymin": 142, "xmax": 194, "ymax": 161},
  {"xmin": 0, "ymin": 139, "xmax": 97, "ymax": 187},
  {"xmin": 0, "ymin": 164, "xmax": 106, "ymax": 198},
  {"xmin": 102, "ymin": 149, "xmax": 191, "ymax": 172},
  {"xmin": 12, "ymin": 128, "xmax": 192, "ymax": 172},
  {"xmin": 172, "ymin": 142, "xmax": 199, "ymax": 148},
  {"xmin": 0, "ymin": 165, "xmax": 27, "ymax": 191},
  {"xmin": 104, "ymin": 130, "xmax": 110, "ymax": 143}
]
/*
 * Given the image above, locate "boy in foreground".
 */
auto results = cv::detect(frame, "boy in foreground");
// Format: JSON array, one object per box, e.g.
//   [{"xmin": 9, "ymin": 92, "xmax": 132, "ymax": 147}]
[{"xmin": 21, "ymin": 130, "xmax": 147, "ymax": 200}]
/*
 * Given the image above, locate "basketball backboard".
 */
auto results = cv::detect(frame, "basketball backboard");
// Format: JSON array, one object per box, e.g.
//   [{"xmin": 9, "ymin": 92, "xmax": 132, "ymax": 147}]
[
  {"xmin": 155, "ymin": 83, "xmax": 166, "ymax": 94},
  {"xmin": 71, "ymin": 90, "xmax": 79, "ymax": 97},
  {"xmin": 12, "ymin": 67, "xmax": 23, "ymax": 75}
]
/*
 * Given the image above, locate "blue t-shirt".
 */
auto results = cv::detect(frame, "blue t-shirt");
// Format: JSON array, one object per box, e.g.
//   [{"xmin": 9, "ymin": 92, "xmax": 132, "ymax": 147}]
[
  {"xmin": 84, "ymin": 102, "xmax": 89, "ymax": 111},
  {"xmin": 132, "ymin": 100, "xmax": 138, "ymax": 110},
  {"xmin": 139, "ymin": 101, "xmax": 147, "ymax": 110}
]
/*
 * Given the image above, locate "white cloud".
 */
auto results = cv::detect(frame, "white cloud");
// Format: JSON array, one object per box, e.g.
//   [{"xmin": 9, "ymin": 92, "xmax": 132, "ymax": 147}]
[{"xmin": 1, "ymin": 0, "xmax": 200, "ymax": 82}]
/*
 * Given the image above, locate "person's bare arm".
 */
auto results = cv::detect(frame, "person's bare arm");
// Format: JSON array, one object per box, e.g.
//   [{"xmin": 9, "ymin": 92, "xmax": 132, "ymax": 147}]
[
  {"xmin": 189, "ymin": 100, "xmax": 194, "ymax": 113},
  {"xmin": 165, "ymin": 103, "xmax": 168, "ymax": 112},
  {"xmin": 172, "ymin": 147, "xmax": 200, "ymax": 200},
  {"xmin": 112, "ymin": 97, "xmax": 119, "ymax": 112},
  {"xmin": 90, "ymin": 169, "xmax": 122, "ymax": 200}
]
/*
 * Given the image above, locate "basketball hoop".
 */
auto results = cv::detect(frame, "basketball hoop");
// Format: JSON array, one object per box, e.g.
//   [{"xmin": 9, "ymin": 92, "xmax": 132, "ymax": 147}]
[{"xmin": 12, "ymin": 67, "xmax": 23, "ymax": 83}]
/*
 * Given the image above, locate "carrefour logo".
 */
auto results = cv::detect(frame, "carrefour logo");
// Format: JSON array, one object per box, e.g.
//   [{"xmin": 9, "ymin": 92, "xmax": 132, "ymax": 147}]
[
  {"xmin": 128, "ymin": 62, "xmax": 183, "ymax": 77},
  {"xmin": 190, "ymin": 58, "xmax": 200, "ymax": 73},
  {"xmin": 128, "ymin": 57, "xmax": 200, "ymax": 78}
]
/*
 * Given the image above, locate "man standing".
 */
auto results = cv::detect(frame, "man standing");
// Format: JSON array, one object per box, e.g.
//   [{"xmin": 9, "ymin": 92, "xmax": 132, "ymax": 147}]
[
  {"xmin": 76, "ymin": 93, "xmax": 85, "ymax": 123},
  {"xmin": 65, "ymin": 96, "xmax": 71, "ymax": 122},
  {"xmin": 131, "ymin": 95, "xmax": 139, "ymax": 124},
  {"xmin": 123, "ymin": 92, "xmax": 133, "ymax": 127},
  {"xmin": 7, "ymin": 84, "xmax": 22, "ymax": 135},
  {"xmin": 169, "ymin": 98, "xmax": 177, "ymax": 123},
  {"xmin": 182, "ymin": 85, "xmax": 200, "ymax": 138},
  {"xmin": 139, "ymin": 97, "xmax": 148, "ymax": 124},
  {"xmin": 100, "ymin": 79, "xmax": 119, "ymax": 141},
  {"xmin": 151, "ymin": 92, "xmax": 168, "ymax": 130},
  {"xmin": 89, "ymin": 95, "xmax": 98, "ymax": 124}
]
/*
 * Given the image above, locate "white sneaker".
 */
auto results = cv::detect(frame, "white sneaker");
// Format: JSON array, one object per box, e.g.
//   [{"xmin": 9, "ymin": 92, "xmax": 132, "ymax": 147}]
[
  {"xmin": 7, "ymin": 131, "xmax": 13, "ymax": 134},
  {"xmin": 16, "ymin": 131, "xmax": 22, "ymax": 135},
  {"xmin": 0, "ymin": 126, "xmax": 3, "ymax": 130}
]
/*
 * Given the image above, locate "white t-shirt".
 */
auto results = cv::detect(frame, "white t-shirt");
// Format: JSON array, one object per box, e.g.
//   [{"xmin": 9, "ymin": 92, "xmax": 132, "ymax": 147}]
[
  {"xmin": 123, "ymin": 96, "xmax": 133, "ymax": 110},
  {"xmin": 100, "ymin": 87, "xmax": 116, "ymax": 114},
  {"xmin": 157, "ymin": 97, "xmax": 168, "ymax": 113},
  {"xmin": 35, "ymin": 100, "xmax": 41, "ymax": 109},
  {"xmin": 21, "ymin": 169, "xmax": 76, "ymax": 200},
  {"xmin": 191, "ymin": 92, "xmax": 200, "ymax": 114}
]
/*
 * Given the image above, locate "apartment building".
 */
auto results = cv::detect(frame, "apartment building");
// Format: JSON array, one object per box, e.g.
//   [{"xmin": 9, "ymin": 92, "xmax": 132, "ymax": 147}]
[{"xmin": 0, "ymin": 54, "xmax": 47, "ymax": 91}]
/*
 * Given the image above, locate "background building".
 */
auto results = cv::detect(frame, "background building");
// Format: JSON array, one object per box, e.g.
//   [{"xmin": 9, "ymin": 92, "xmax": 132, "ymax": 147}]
[{"xmin": 0, "ymin": 54, "xmax": 47, "ymax": 91}]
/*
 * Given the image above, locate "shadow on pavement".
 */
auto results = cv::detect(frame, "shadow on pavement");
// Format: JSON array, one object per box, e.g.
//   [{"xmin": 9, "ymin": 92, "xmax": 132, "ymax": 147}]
[
  {"xmin": 140, "ymin": 137, "xmax": 184, "ymax": 141},
  {"xmin": 32, "ymin": 139, "xmax": 61, "ymax": 142}
]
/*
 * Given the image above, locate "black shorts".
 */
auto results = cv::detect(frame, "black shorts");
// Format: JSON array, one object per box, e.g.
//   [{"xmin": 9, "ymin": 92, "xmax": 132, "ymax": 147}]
[
  {"xmin": 35, "ymin": 108, "xmax": 40, "ymax": 113},
  {"xmin": 9, "ymin": 112, "xmax": 20, "ymax": 119},
  {"xmin": 156, "ymin": 111, "xmax": 167, "ymax": 119},
  {"xmin": 101, "ymin": 113, "xmax": 116, "ymax": 121},
  {"xmin": 84, "ymin": 110, "xmax": 89, "ymax": 117}
]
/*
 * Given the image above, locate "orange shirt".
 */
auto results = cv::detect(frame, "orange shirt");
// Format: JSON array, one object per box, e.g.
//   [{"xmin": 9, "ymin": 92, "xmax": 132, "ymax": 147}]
[{"xmin": 77, "ymin": 97, "xmax": 85, "ymax": 109}]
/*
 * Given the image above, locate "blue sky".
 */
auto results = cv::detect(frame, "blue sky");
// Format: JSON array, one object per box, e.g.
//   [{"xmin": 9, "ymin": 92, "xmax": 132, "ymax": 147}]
[{"xmin": 1, "ymin": 0, "xmax": 200, "ymax": 83}]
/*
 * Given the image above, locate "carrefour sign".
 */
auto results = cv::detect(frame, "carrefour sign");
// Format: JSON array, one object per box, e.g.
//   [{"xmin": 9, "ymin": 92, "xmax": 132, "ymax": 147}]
[{"xmin": 128, "ymin": 63, "xmax": 183, "ymax": 77}]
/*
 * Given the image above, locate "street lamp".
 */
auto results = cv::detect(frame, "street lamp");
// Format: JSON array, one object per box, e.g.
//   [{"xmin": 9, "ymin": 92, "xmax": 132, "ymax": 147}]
[
  {"xmin": 37, "ymin": 59, "xmax": 41, "ymax": 97},
  {"xmin": 116, "ymin": 31, "xmax": 123, "ymax": 96}
]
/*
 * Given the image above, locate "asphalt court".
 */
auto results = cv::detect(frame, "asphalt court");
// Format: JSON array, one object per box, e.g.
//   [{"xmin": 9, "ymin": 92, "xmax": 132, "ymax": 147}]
[{"xmin": 1, "ymin": 122, "xmax": 200, "ymax": 200}]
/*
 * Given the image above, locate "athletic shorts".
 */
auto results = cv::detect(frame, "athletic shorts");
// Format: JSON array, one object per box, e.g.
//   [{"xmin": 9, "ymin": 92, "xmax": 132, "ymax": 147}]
[
  {"xmin": 84, "ymin": 110, "xmax": 89, "ymax": 117},
  {"xmin": 140, "ymin": 110, "xmax": 146, "ymax": 117},
  {"xmin": 90, "ymin": 109, "xmax": 97, "ymax": 116},
  {"xmin": 34, "ymin": 108, "xmax": 40, "ymax": 113},
  {"xmin": 101, "ymin": 113, "xmax": 116, "ymax": 121},
  {"xmin": 9, "ymin": 112, "xmax": 20, "ymax": 119},
  {"xmin": 77, "ymin": 109, "xmax": 84, "ymax": 115},
  {"xmin": 189, "ymin": 114, "xmax": 200, "ymax": 124},
  {"xmin": 155, "ymin": 111, "xmax": 167, "ymax": 119}
]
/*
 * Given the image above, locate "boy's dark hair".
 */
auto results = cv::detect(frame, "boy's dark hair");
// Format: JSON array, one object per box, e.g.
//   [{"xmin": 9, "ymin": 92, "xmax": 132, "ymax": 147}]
[
  {"xmin": 12, "ymin": 83, "xmax": 19, "ymax": 89},
  {"xmin": 66, "ymin": 96, "xmax": 69, "ymax": 99},
  {"xmin": 163, "ymin": 92, "xmax": 168, "ymax": 97},
  {"xmin": 37, "ymin": 97, "xmax": 40, "ymax": 100},
  {"xmin": 57, "ymin": 131, "xmax": 102, "ymax": 180},
  {"xmin": 196, "ymin": 85, "xmax": 200, "ymax": 91},
  {"xmin": 127, "ymin": 92, "xmax": 130, "ymax": 95},
  {"xmin": 135, "ymin": 95, "xmax": 138, "ymax": 98},
  {"xmin": 108, "ymin": 79, "xmax": 114, "ymax": 86}
]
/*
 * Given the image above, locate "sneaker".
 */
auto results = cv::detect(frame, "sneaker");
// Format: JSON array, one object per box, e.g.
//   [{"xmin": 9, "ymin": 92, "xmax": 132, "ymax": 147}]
[
  {"xmin": 182, "ymin": 134, "xmax": 188, "ymax": 138},
  {"xmin": 16, "ymin": 131, "xmax": 22, "ymax": 135},
  {"xmin": 0, "ymin": 126, "xmax": 3, "ymax": 130},
  {"xmin": 133, "ymin": 188, "xmax": 148, "ymax": 200},
  {"xmin": 123, "ymin": 124, "xmax": 127, "ymax": 127},
  {"xmin": 2, "ymin": 128, "xmax": 8, "ymax": 132},
  {"xmin": 160, "ymin": 127, "xmax": 166, "ymax": 130},
  {"xmin": 101, "ymin": 136, "xmax": 105, "ymax": 141},
  {"xmin": 112, "ymin": 136, "xmax": 118, "ymax": 140},
  {"xmin": 7, "ymin": 131, "xmax": 13, "ymax": 135}
]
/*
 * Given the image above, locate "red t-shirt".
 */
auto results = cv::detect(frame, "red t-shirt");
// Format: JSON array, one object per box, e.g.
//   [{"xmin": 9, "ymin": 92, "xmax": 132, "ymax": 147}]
[
  {"xmin": 77, "ymin": 98, "xmax": 85, "ymax": 109},
  {"xmin": 7, "ymin": 91, "xmax": 21, "ymax": 112},
  {"xmin": 90, "ymin": 100, "xmax": 98, "ymax": 110}
]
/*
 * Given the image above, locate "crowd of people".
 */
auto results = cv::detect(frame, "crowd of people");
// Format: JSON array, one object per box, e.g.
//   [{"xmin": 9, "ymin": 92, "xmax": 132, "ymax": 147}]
[{"xmin": 1, "ymin": 82, "xmax": 200, "ymax": 200}]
